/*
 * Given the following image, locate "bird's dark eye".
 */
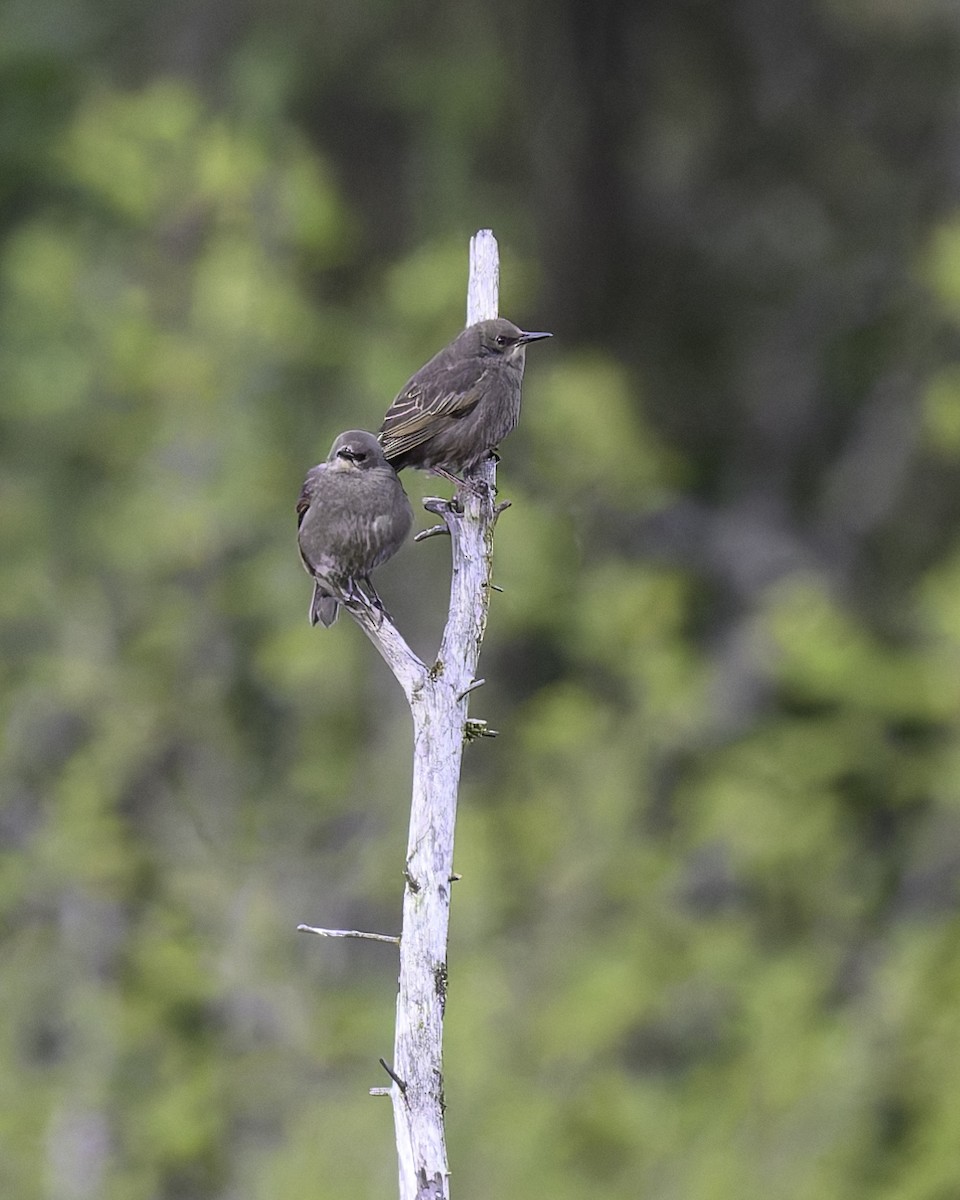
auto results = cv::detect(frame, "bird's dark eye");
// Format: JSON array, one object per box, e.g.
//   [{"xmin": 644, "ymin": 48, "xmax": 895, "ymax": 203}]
[{"xmin": 496, "ymin": 335, "xmax": 509, "ymax": 346}]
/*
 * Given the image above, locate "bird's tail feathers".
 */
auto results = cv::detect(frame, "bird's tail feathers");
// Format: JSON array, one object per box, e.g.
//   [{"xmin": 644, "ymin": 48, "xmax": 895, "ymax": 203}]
[{"xmin": 310, "ymin": 584, "xmax": 340, "ymax": 628}]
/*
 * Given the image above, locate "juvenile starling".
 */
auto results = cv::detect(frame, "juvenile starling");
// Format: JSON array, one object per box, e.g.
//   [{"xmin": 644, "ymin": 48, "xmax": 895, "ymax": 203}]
[
  {"xmin": 378, "ymin": 318, "xmax": 552, "ymax": 482},
  {"xmin": 297, "ymin": 430, "xmax": 413, "ymax": 627}
]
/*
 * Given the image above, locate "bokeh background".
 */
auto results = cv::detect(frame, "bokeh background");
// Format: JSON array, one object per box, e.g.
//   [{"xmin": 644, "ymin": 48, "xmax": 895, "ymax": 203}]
[{"xmin": 5, "ymin": 1, "xmax": 960, "ymax": 1197}]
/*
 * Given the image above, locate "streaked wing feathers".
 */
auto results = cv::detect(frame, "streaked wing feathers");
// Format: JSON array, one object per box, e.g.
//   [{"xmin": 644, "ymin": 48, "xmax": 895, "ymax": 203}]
[{"xmin": 380, "ymin": 363, "xmax": 489, "ymax": 458}]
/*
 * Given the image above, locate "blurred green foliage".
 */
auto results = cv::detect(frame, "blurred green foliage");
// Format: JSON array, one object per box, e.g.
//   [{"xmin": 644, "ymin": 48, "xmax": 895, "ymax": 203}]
[{"xmin": 4, "ymin": 2, "xmax": 960, "ymax": 1198}]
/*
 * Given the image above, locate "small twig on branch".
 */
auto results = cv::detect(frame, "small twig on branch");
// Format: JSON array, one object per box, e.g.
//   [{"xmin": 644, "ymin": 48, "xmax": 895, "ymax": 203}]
[
  {"xmin": 296, "ymin": 925, "xmax": 401, "ymax": 945},
  {"xmin": 414, "ymin": 524, "xmax": 450, "ymax": 543},
  {"xmin": 423, "ymin": 497, "xmax": 458, "ymax": 518},
  {"xmin": 464, "ymin": 719, "xmax": 499, "ymax": 741},
  {"xmin": 379, "ymin": 1058, "xmax": 408, "ymax": 1094}
]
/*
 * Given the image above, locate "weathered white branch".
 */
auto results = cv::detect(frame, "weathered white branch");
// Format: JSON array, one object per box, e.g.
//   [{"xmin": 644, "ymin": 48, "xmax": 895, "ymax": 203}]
[
  {"xmin": 347, "ymin": 602, "xmax": 428, "ymax": 705},
  {"xmin": 301, "ymin": 231, "xmax": 502, "ymax": 1200},
  {"xmin": 366, "ymin": 231, "xmax": 500, "ymax": 1200},
  {"xmin": 466, "ymin": 229, "xmax": 499, "ymax": 326}
]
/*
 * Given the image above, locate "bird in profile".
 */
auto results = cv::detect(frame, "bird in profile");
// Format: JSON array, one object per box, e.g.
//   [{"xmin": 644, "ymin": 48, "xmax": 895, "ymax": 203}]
[
  {"xmin": 378, "ymin": 318, "xmax": 552, "ymax": 484},
  {"xmin": 297, "ymin": 430, "xmax": 413, "ymax": 627}
]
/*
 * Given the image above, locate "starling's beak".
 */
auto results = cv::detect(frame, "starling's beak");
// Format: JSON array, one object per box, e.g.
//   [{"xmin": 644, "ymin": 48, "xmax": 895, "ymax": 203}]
[
  {"xmin": 518, "ymin": 330, "xmax": 553, "ymax": 345},
  {"xmin": 336, "ymin": 448, "xmax": 359, "ymax": 464}
]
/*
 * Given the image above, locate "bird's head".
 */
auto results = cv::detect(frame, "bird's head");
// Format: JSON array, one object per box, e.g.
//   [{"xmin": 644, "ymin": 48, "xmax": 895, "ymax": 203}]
[
  {"xmin": 475, "ymin": 318, "xmax": 552, "ymax": 362},
  {"xmin": 327, "ymin": 430, "xmax": 387, "ymax": 471}
]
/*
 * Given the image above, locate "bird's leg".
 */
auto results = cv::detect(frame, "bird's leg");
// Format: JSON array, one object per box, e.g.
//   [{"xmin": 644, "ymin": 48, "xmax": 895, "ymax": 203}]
[
  {"xmin": 430, "ymin": 466, "xmax": 467, "ymax": 489},
  {"xmin": 458, "ymin": 462, "xmax": 497, "ymax": 506},
  {"xmin": 340, "ymin": 577, "xmax": 363, "ymax": 604},
  {"xmin": 359, "ymin": 576, "xmax": 394, "ymax": 625},
  {"xmin": 340, "ymin": 577, "xmax": 385, "ymax": 627},
  {"xmin": 426, "ymin": 463, "xmax": 498, "ymax": 507},
  {"xmin": 424, "ymin": 466, "xmax": 467, "ymax": 513},
  {"xmin": 343, "ymin": 576, "xmax": 392, "ymax": 627}
]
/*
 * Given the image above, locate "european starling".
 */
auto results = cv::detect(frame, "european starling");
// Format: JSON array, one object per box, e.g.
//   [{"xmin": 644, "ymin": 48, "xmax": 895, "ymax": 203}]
[
  {"xmin": 297, "ymin": 430, "xmax": 413, "ymax": 627},
  {"xmin": 378, "ymin": 318, "xmax": 552, "ymax": 482}
]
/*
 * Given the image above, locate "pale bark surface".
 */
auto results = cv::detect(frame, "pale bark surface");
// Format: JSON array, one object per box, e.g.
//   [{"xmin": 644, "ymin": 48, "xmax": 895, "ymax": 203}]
[{"xmin": 347, "ymin": 230, "xmax": 502, "ymax": 1200}]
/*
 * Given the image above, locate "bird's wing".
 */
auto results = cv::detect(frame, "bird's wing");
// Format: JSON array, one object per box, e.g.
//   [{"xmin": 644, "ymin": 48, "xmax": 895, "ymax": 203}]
[
  {"xmin": 296, "ymin": 465, "xmax": 325, "ymax": 528},
  {"xmin": 379, "ymin": 363, "xmax": 489, "ymax": 458}
]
